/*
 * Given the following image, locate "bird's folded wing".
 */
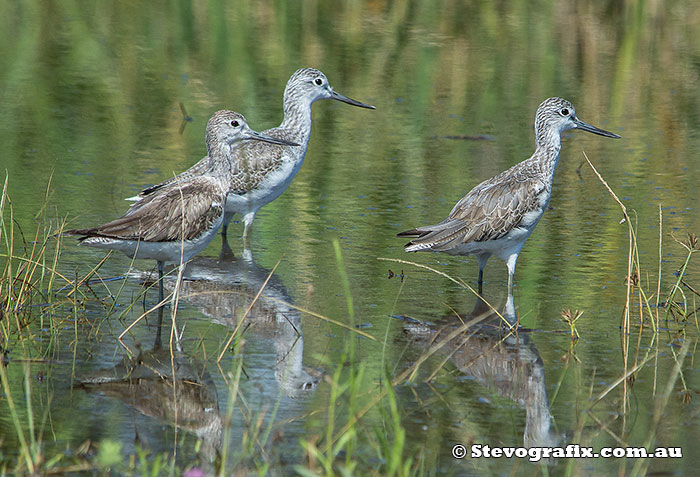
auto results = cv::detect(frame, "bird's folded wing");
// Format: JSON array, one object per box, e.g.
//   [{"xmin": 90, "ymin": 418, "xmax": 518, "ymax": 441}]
[
  {"xmin": 86, "ymin": 179, "xmax": 224, "ymax": 242},
  {"xmin": 447, "ymin": 172, "xmax": 547, "ymax": 243}
]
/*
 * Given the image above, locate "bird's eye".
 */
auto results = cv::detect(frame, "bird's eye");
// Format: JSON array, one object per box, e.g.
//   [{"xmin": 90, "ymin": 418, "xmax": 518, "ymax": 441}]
[
  {"xmin": 560, "ymin": 108, "xmax": 570, "ymax": 117},
  {"xmin": 230, "ymin": 120, "xmax": 240, "ymax": 127},
  {"xmin": 314, "ymin": 78, "xmax": 323, "ymax": 86}
]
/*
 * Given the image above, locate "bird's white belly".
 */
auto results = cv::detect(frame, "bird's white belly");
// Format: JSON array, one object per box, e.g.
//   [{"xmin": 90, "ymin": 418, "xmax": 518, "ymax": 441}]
[
  {"xmin": 225, "ymin": 159, "xmax": 301, "ymax": 215},
  {"xmin": 445, "ymin": 231, "xmax": 528, "ymax": 261},
  {"xmin": 81, "ymin": 215, "xmax": 223, "ymax": 264}
]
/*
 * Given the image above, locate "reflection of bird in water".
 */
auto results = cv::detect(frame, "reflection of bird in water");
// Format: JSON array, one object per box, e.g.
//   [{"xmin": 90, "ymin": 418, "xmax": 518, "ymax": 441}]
[
  {"xmin": 402, "ymin": 297, "xmax": 559, "ymax": 449},
  {"xmin": 77, "ymin": 346, "xmax": 222, "ymax": 463},
  {"xmin": 153, "ymin": 255, "xmax": 320, "ymax": 398}
]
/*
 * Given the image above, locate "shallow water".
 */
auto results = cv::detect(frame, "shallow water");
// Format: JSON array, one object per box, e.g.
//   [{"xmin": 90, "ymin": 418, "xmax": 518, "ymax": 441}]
[{"xmin": 2, "ymin": 1, "xmax": 700, "ymax": 475}]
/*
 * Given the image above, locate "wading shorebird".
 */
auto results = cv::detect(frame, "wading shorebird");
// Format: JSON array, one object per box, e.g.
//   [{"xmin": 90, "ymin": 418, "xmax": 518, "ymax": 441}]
[
  {"xmin": 131, "ymin": 68, "xmax": 375, "ymax": 255},
  {"xmin": 398, "ymin": 97, "xmax": 620, "ymax": 299},
  {"xmin": 67, "ymin": 110, "xmax": 299, "ymax": 305}
]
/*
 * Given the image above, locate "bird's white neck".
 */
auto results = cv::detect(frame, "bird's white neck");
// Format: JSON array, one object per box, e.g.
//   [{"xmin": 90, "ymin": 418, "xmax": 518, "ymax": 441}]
[
  {"xmin": 534, "ymin": 127, "xmax": 563, "ymax": 178},
  {"xmin": 207, "ymin": 142, "xmax": 235, "ymax": 185},
  {"xmin": 535, "ymin": 125, "xmax": 563, "ymax": 151},
  {"xmin": 282, "ymin": 101, "xmax": 313, "ymax": 143},
  {"xmin": 280, "ymin": 82, "xmax": 315, "ymax": 147}
]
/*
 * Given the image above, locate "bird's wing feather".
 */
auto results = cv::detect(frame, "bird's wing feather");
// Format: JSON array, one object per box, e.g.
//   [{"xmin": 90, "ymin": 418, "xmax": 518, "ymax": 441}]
[
  {"xmin": 402, "ymin": 160, "xmax": 548, "ymax": 250},
  {"xmin": 79, "ymin": 179, "xmax": 224, "ymax": 242}
]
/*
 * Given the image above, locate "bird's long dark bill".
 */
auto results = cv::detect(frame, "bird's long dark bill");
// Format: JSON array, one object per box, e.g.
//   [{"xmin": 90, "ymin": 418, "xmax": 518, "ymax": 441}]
[
  {"xmin": 330, "ymin": 89, "xmax": 376, "ymax": 109},
  {"xmin": 245, "ymin": 131, "xmax": 300, "ymax": 147},
  {"xmin": 574, "ymin": 118, "xmax": 621, "ymax": 138}
]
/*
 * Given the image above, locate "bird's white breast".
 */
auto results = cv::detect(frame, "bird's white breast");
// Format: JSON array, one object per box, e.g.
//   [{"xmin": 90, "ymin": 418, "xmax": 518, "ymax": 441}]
[{"xmin": 226, "ymin": 158, "xmax": 301, "ymax": 214}]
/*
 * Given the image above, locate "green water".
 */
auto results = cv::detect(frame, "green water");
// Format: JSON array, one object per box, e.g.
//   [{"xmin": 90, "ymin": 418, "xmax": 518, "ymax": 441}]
[{"xmin": 2, "ymin": 0, "xmax": 700, "ymax": 475}]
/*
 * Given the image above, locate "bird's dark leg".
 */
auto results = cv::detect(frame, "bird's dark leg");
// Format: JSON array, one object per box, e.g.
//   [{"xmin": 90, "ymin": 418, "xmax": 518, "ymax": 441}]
[
  {"xmin": 157, "ymin": 260, "xmax": 164, "ymax": 305},
  {"xmin": 154, "ymin": 306, "xmax": 164, "ymax": 349},
  {"xmin": 219, "ymin": 236, "xmax": 235, "ymax": 262},
  {"xmin": 154, "ymin": 260, "xmax": 165, "ymax": 348},
  {"xmin": 219, "ymin": 213, "xmax": 235, "ymax": 262},
  {"xmin": 221, "ymin": 210, "xmax": 234, "ymax": 239},
  {"xmin": 476, "ymin": 254, "xmax": 491, "ymax": 296}
]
